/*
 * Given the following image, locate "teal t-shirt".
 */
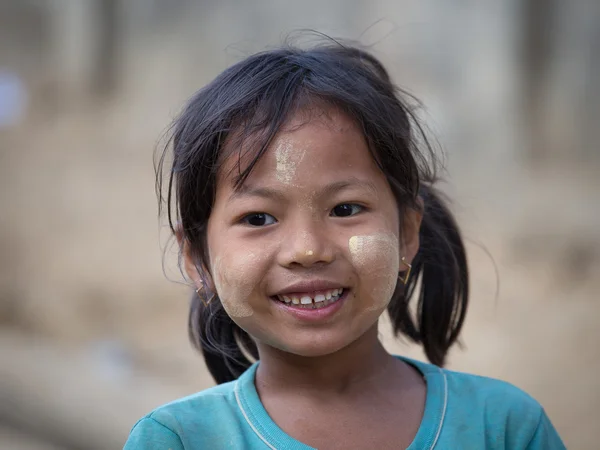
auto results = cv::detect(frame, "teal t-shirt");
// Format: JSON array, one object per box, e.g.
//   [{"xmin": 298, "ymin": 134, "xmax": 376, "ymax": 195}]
[{"xmin": 124, "ymin": 356, "xmax": 565, "ymax": 449}]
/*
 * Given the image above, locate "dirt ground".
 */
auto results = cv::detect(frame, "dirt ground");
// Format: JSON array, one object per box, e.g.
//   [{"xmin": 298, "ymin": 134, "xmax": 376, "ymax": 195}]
[{"xmin": 1, "ymin": 77, "xmax": 599, "ymax": 449}]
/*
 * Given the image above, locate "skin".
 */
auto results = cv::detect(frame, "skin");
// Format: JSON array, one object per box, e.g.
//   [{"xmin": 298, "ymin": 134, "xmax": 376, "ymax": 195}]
[
  {"xmin": 274, "ymin": 136, "xmax": 306, "ymax": 185},
  {"xmin": 348, "ymin": 234, "xmax": 400, "ymax": 311},
  {"xmin": 184, "ymin": 106, "xmax": 425, "ymax": 449}
]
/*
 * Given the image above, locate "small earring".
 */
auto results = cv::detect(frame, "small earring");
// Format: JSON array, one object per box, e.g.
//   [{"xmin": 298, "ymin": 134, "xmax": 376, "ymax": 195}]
[
  {"xmin": 399, "ymin": 256, "xmax": 412, "ymax": 285},
  {"xmin": 195, "ymin": 287, "xmax": 215, "ymax": 307}
]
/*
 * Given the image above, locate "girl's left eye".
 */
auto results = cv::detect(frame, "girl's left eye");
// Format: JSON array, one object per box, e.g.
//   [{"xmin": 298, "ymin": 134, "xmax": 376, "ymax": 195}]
[
  {"xmin": 331, "ymin": 203, "xmax": 363, "ymax": 217},
  {"xmin": 241, "ymin": 212, "xmax": 277, "ymax": 227}
]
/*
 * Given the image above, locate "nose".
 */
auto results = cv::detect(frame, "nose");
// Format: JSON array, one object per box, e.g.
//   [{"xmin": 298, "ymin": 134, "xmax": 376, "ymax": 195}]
[{"xmin": 278, "ymin": 219, "xmax": 335, "ymax": 269}]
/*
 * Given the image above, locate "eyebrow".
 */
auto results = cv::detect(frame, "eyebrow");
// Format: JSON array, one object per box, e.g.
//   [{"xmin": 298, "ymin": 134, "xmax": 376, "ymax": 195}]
[{"xmin": 228, "ymin": 177, "xmax": 378, "ymax": 203}]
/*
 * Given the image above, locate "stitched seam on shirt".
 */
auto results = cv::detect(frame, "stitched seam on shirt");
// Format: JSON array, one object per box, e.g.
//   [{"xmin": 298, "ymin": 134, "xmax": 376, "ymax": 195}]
[
  {"xmin": 428, "ymin": 367, "xmax": 448, "ymax": 450},
  {"xmin": 234, "ymin": 380, "xmax": 279, "ymax": 450},
  {"xmin": 145, "ymin": 415, "xmax": 185, "ymax": 445}
]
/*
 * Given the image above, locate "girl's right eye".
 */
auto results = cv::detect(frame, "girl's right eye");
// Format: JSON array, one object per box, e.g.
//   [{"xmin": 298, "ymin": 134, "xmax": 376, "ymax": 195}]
[{"xmin": 241, "ymin": 213, "xmax": 277, "ymax": 227}]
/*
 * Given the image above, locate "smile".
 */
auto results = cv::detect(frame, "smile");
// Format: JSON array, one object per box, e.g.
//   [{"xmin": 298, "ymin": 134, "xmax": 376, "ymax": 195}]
[{"xmin": 275, "ymin": 288, "xmax": 345, "ymax": 309}]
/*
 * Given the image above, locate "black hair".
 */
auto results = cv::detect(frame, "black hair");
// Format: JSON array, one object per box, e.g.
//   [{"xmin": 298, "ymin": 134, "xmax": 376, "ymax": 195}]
[{"xmin": 157, "ymin": 42, "xmax": 469, "ymax": 384}]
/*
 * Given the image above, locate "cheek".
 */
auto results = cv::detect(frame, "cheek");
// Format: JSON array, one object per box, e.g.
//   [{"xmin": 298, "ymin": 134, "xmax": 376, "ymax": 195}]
[
  {"xmin": 348, "ymin": 234, "xmax": 400, "ymax": 310},
  {"xmin": 212, "ymin": 248, "xmax": 265, "ymax": 318}
]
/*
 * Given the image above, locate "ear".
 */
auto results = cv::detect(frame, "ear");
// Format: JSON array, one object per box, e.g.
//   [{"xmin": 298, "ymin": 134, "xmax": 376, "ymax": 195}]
[
  {"xmin": 400, "ymin": 200, "xmax": 423, "ymax": 264},
  {"xmin": 175, "ymin": 225, "xmax": 215, "ymax": 293}
]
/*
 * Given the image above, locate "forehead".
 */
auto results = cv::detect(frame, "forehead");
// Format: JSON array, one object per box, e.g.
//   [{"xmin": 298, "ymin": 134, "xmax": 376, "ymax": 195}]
[{"xmin": 218, "ymin": 106, "xmax": 380, "ymax": 189}]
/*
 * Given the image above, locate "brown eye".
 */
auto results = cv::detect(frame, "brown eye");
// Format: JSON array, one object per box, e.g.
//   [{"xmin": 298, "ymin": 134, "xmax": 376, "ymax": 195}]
[
  {"xmin": 242, "ymin": 213, "xmax": 277, "ymax": 227},
  {"xmin": 331, "ymin": 204, "xmax": 363, "ymax": 217}
]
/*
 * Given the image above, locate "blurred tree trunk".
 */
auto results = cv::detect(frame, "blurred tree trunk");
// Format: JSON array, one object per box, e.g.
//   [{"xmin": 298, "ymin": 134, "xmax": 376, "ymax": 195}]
[
  {"xmin": 520, "ymin": 0, "xmax": 556, "ymax": 165},
  {"xmin": 581, "ymin": 4, "xmax": 600, "ymax": 163},
  {"xmin": 92, "ymin": 0, "xmax": 121, "ymax": 97},
  {"xmin": 521, "ymin": 0, "xmax": 600, "ymax": 166}
]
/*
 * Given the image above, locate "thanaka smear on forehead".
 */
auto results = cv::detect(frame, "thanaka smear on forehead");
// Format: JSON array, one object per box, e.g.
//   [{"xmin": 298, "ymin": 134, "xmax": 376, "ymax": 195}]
[
  {"xmin": 274, "ymin": 137, "xmax": 307, "ymax": 185},
  {"xmin": 216, "ymin": 100, "xmax": 352, "ymax": 191}
]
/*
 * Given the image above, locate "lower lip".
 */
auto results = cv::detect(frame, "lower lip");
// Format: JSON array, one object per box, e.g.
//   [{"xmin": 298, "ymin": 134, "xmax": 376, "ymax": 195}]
[{"xmin": 271, "ymin": 290, "xmax": 349, "ymax": 322}]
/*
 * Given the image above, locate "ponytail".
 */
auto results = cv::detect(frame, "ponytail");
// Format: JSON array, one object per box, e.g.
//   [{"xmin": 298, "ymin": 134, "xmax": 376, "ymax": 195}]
[
  {"xmin": 388, "ymin": 184, "xmax": 469, "ymax": 367},
  {"xmin": 189, "ymin": 290, "xmax": 257, "ymax": 384}
]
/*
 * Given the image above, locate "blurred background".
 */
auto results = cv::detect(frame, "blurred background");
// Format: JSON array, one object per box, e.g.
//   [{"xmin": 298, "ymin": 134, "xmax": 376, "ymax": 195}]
[{"xmin": 1, "ymin": 0, "xmax": 599, "ymax": 448}]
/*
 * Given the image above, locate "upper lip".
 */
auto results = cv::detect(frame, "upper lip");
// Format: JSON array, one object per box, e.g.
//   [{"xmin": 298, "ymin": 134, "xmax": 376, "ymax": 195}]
[{"xmin": 273, "ymin": 280, "xmax": 346, "ymax": 296}]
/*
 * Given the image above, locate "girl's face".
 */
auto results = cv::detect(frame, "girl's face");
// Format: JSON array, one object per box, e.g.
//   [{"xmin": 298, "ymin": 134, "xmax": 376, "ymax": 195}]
[{"xmin": 189, "ymin": 107, "xmax": 420, "ymax": 357}]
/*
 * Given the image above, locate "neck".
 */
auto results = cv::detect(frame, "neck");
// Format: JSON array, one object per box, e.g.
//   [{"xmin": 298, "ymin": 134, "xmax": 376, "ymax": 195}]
[{"xmin": 255, "ymin": 325, "xmax": 399, "ymax": 396}]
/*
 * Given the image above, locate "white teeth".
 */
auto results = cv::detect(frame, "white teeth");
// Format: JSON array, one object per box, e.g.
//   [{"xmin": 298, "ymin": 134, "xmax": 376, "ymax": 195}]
[
  {"xmin": 314, "ymin": 294, "xmax": 326, "ymax": 303},
  {"xmin": 277, "ymin": 288, "xmax": 345, "ymax": 306},
  {"xmin": 300, "ymin": 296, "xmax": 312, "ymax": 305}
]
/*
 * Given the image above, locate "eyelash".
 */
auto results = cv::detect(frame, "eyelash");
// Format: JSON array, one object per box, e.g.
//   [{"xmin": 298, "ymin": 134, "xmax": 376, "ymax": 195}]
[
  {"xmin": 241, "ymin": 212, "xmax": 277, "ymax": 227},
  {"xmin": 330, "ymin": 203, "xmax": 364, "ymax": 218},
  {"xmin": 240, "ymin": 203, "xmax": 365, "ymax": 227}
]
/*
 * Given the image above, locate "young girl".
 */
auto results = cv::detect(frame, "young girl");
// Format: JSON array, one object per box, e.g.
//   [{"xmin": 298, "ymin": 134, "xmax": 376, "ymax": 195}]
[{"xmin": 124, "ymin": 44, "xmax": 565, "ymax": 449}]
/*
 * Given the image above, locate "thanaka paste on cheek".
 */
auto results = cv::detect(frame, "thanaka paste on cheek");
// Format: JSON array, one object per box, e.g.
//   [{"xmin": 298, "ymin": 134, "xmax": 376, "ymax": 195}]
[
  {"xmin": 212, "ymin": 250, "xmax": 259, "ymax": 318},
  {"xmin": 348, "ymin": 234, "xmax": 400, "ymax": 311}
]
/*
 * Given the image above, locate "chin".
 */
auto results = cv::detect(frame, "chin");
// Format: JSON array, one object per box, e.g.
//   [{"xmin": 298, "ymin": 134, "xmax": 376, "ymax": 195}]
[
  {"xmin": 267, "ymin": 331, "xmax": 357, "ymax": 358},
  {"xmin": 284, "ymin": 344, "xmax": 345, "ymax": 358}
]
